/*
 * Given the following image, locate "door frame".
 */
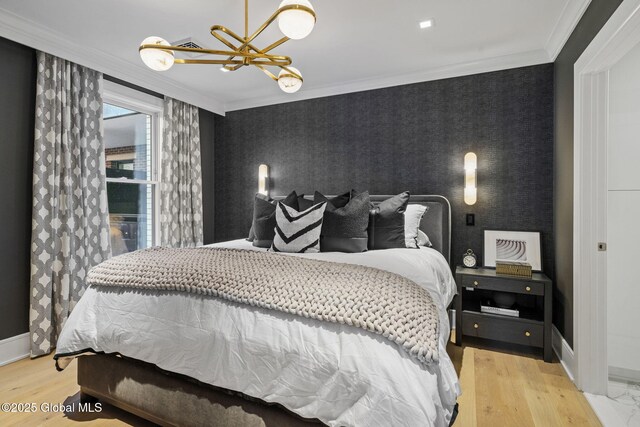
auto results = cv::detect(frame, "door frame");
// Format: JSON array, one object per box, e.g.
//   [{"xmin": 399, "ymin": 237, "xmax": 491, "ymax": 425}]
[{"xmin": 573, "ymin": 0, "xmax": 640, "ymax": 395}]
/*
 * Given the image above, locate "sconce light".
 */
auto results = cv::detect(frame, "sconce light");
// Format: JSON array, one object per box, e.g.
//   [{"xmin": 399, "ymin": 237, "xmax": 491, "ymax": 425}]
[
  {"xmin": 258, "ymin": 164, "xmax": 269, "ymax": 196},
  {"xmin": 464, "ymin": 152, "xmax": 477, "ymax": 205}
]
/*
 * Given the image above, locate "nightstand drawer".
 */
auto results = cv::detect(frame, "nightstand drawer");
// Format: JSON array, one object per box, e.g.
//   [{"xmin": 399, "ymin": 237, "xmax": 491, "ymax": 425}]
[
  {"xmin": 460, "ymin": 275, "xmax": 544, "ymax": 295},
  {"xmin": 462, "ymin": 311, "xmax": 544, "ymax": 348}
]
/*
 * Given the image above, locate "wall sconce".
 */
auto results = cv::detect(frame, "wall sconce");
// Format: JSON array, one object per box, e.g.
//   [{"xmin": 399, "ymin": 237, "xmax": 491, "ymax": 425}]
[
  {"xmin": 464, "ymin": 152, "xmax": 477, "ymax": 205},
  {"xmin": 258, "ymin": 164, "xmax": 269, "ymax": 196}
]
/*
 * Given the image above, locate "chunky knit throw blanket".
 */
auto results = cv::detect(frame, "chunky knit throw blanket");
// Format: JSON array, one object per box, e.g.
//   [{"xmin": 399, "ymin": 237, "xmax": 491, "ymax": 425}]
[{"xmin": 88, "ymin": 247, "xmax": 440, "ymax": 365}]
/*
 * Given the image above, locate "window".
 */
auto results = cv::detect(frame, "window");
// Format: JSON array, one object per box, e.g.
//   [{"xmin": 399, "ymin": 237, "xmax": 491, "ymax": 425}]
[{"xmin": 103, "ymin": 82, "xmax": 162, "ymax": 255}]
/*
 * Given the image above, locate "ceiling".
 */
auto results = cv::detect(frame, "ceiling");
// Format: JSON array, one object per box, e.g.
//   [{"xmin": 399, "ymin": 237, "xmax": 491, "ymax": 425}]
[{"xmin": 0, "ymin": 0, "xmax": 590, "ymax": 114}]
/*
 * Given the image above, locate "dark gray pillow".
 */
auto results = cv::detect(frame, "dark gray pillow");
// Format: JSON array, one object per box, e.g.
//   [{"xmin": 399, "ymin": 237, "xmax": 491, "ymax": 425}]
[
  {"xmin": 247, "ymin": 193, "xmax": 270, "ymax": 241},
  {"xmin": 251, "ymin": 191, "xmax": 298, "ymax": 248},
  {"xmin": 297, "ymin": 194, "xmax": 314, "ymax": 211},
  {"xmin": 324, "ymin": 191, "xmax": 352, "ymax": 208},
  {"xmin": 368, "ymin": 191, "xmax": 410, "ymax": 250},
  {"xmin": 314, "ymin": 191, "xmax": 370, "ymax": 252}
]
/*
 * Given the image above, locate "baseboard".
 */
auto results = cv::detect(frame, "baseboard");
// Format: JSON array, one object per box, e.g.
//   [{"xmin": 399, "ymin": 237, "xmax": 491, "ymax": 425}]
[
  {"xmin": 552, "ymin": 325, "xmax": 575, "ymax": 381},
  {"xmin": 0, "ymin": 333, "xmax": 30, "ymax": 367},
  {"xmin": 609, "ymin": 366, "xmax": 640, "ymax": 383}
]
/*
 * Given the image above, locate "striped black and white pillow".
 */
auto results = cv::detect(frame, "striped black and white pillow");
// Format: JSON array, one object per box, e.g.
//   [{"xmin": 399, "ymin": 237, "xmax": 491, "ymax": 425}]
[{"xmin": 272, "ymin": 201, "xmax": 327, "ymax": 253}]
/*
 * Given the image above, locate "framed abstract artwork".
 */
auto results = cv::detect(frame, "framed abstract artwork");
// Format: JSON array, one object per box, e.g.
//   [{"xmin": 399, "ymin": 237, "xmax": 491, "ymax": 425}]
[{"xmin": 484, "ymin": 230, "xmax": 542, "ymax": 271}]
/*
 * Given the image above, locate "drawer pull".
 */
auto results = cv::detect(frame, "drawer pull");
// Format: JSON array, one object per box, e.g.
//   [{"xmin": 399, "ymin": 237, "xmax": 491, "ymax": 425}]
[
  {"xmin": 525, "ymin": 331, "xmax": 531, "ymax": 337},
  {"xmin": 473, "ymin": 280, "xmax": 479, "ymax": 287},
  {"xmin": 525, "ymin": 286, "xmax": 531, "ymax": 292},
  {"xmin": 474, "ymin": 323, "xmax": 479, "ymax": 329}
]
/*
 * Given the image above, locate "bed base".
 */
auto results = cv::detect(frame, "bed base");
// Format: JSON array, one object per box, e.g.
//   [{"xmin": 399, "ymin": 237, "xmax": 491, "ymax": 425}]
[{"xmin": 77, "ymin": 354, "xmax": 323, "ymax": 426}]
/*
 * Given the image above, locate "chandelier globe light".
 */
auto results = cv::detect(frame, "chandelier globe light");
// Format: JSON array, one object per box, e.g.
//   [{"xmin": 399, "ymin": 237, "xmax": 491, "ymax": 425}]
[
  {"xmin": 277, "ymin": 0, "xmax": 316, "ymax": 40},
  {"xmin": 139, "ymin": 37, "xmax": 175, "ymax": 71},
  {"xmin": 277, "ymin": 67, "xmax": 303, "ymax": 93},
  {"xmin": 138, "ymin": 0, "xmax": 316, "ymax": 93}
]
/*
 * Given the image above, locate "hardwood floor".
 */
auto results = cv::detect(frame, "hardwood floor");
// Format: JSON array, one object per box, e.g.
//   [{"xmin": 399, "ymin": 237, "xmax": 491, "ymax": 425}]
[
  {"xmin": 0, "ymin": 354, "xmax": 154, "ymax": 427},
  {"xmin": 0, "ymin": 340, "xmax": 601, "ymax": 426},
  {"xmin": 448, "ymin": 338, "xmax": 602, "ymax": 427}
]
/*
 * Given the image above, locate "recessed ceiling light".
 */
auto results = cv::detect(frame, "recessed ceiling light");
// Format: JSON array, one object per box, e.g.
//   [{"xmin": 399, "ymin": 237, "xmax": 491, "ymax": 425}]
[
  {"xmin": 220, "ymin": 67, "xmax": 230, "ymax": 73},
  {"xmin": 419, "ymin": 19, "xmax": 433, "ymax": 29}
]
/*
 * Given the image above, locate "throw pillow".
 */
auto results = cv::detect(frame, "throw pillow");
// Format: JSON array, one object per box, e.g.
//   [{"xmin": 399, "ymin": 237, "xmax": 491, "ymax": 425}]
[
  {"xmin": 404, "ymin": 204, "xmax": 428, "ymax": 248},
  {"xmin": 314, "ymin": 190, "xmax": 370, "ymax": 252},
  {"xmin": 251, "ymin": 191, "xmax": 298, "ymax": 248},
  {"xmin": 272, "ymin": 201, "xmax": 327, "ymax": 253},
  {"xmin": 368, "ymin": 191, "xmax": 410, "ymax": 250}
]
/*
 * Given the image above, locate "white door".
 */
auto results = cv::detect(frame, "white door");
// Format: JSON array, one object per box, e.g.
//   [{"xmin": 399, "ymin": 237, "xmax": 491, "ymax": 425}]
[{"xmin": 606, "ymin": 38, "xmax": 640, "ymax": 423}]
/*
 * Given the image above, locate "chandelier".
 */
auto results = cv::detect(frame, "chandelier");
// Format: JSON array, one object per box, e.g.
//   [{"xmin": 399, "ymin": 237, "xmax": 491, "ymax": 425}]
[{"xmin": 139, "ymin": 0, "xmax": 316, "ymax": 93}]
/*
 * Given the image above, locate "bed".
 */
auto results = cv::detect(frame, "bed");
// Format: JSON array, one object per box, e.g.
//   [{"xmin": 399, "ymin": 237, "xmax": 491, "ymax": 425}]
[{"xmin": 54, "ymin": 195, "xmax": 460, "ymax": 426}]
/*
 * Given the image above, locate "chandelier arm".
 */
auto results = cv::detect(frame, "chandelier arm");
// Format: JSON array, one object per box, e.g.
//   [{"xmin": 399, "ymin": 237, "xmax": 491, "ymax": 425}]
[
  {"xmin": 176, "ymin": 59, "xmax": 291, "ymax": 66},
  {"xmin": 140, "ymin": 44, "xmax": 290, "ymax": 61},
  {"xmin": 254, "ymin": 64, "xmax": 279, "ymax": 81},
  {"xmin": 210, "ymin": 18, "xmax": 270, "ymax": 64},
  {"xmin": 247, "ymin": 59, "xmax": 291, "ymax": 67},
  {"xmin": 210, "ymin": 26, "xmax": 242, "ymax": 52},
  {"xmin": 260, "ymin": 37, "xmax": 290, "ymax": 54},
  {"xmin": 211, "ymin": 25, "xmax": 263, "ymax": 65},
  {"xmin": 209, "ymin": 27, "xmax": 248, "ymax": 69},
  {"xmin": 248, "ymin": 59, "xmax": 292, "ymax": 66},
  {"xmin": 175, "ymin": 59, "xmax": 245, "ymax": 65},
  {"xmin": 211, "ymin": 26, "xmax": 290, "ymax": 66}
]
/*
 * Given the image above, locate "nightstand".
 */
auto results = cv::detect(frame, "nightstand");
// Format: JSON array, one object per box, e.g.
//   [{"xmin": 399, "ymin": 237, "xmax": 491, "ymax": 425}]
[{"xmin": 455, "ymin": 266, "xmax": 553, "ymax": 362}]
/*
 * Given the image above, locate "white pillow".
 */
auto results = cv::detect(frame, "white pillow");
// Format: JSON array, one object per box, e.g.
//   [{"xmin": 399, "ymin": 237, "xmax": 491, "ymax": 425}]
[
  {"xmin": 404, "ymin": 204, "xmax": 427, "ymax": 248},
  {"xmin": 272, "ymin": 202, "xmax": 327, "ymax": 253},
  {"xmin": 417, "ymin": 229, "xmax": 433, "ymax": 247}
]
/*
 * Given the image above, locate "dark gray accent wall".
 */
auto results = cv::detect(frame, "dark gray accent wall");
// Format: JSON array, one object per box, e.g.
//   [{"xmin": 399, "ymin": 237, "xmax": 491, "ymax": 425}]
[
  {"xmin": 0, "ymin": 36, "xmax": 36, "ymax": 340},
  {"xmin": 200, "ymin": 109, "xmax": 219, "ymax": 244},
  {"xmin": 553, "ymin": 0, "xmax": 622, "ymax": 348},
  {"xmin": 215, "ymin": 64, "xmax": 555, "ymax": 280}
]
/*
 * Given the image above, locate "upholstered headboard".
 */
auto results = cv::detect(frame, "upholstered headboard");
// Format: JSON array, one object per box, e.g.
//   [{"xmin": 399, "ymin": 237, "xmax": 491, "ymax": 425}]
[{"xmin": 273, "ymin": 194, "xmax": 452, "ymax": 264}]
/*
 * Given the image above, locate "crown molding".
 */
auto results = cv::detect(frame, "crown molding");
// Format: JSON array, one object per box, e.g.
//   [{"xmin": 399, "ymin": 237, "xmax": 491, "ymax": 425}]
[
  {"xmin": 545, "ymin": 0, "xmax": 592, "ymax": 61},
  {"xmin": 0, "ymin": 7, "xmax": 225, "ymax": 116},
  {"xmin": 225, "ymin": 49, "xmax": 551, "ymax": 111}
]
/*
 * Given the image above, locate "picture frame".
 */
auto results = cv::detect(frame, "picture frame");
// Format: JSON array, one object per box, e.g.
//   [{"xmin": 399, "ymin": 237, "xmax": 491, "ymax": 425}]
[{"xmin": 483, "ymin": 230, "xmax": 542, "ymax": 271}]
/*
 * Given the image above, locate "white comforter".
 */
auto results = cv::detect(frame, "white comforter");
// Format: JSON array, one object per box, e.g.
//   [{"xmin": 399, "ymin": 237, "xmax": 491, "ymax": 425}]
[{"xmin": 55, "ymin": 239, "xmax": 461, "ymax": 426}]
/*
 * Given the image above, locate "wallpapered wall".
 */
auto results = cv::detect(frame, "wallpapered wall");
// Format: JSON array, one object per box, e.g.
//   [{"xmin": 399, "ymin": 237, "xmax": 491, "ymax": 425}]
[
  {"xmin": 0, "ymin": 36, "xmax": 35, "ymax": 341},
  {"xmin": 214, "ymin": 64, "xmax": 555, "ymax": 279}
]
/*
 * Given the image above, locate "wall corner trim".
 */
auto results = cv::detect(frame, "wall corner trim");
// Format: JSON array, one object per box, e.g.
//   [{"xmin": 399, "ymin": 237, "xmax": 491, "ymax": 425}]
[
  {"xmin": 0, "ymin": 333, "xmax": 30, "ymax": 367},
  {"xmin": 545, "ymin": 0, "xmax": 592, "ymax": 61},
  {"xmin": 552, "ymin": 325, "xmax": 575, "ymax": 381}
]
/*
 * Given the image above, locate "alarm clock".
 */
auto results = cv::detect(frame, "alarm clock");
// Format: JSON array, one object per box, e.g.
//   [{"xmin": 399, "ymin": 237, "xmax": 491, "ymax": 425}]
[{"xmin": 463, "ymin": 249, "xmax": 477, "ymax": 268}]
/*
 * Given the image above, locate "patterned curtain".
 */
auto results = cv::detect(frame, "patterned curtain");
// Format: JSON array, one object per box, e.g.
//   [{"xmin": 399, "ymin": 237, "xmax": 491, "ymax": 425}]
[
  {"xmin": 160, "ymin": 97, "xmax": 203, "ymax": 247},
  {"xmin": 29, "ymin": 52, "xmax": 111, "ymax": 357}
]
